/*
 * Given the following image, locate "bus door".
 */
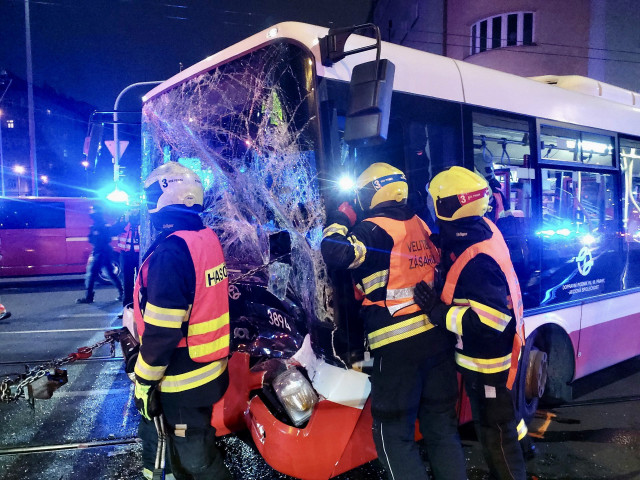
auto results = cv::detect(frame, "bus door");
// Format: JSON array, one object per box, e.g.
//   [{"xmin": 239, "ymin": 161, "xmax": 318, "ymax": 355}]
[
  {"xmin": 469, "ymin": 110, "xmax": 538, "ymax": 308},
  {"xmin": 0, "ymin": 198, "xmax": 67, "ymax": 276},
  {"xmin": 538, "ymin": 124, "xmax": 626, "ymax": 376}
]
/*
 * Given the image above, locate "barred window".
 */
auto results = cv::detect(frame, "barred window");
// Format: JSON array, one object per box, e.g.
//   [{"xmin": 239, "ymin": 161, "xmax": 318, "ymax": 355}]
[{"xmin": 470, "ymin": 12, "xmax": 535, "ymax": 56}]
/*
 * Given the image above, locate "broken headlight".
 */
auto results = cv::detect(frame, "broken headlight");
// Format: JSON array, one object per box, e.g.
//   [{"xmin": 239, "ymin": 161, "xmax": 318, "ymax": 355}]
[{"xmin": 272, "ymin": 367, "xmax": 318, "ymax": 426}]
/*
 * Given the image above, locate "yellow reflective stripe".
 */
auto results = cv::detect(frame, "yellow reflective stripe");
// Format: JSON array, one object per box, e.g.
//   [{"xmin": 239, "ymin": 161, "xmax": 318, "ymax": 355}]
[
  {"xmin": 368, "ymin": 314, "xmax": 434, "ymax": 349},
  {"xmin": 517, "ymin": 418, "xmax": 528, "ymax": 440},
  {"xmin": 453, "ymin": 298, "xmax": 470, "ymax": 306},
  {"xmin": 469, "ymin": 299, "xmax": 512, "ymax": 332},
  {"xmin": 322, "ymin": 223, "xmax": 348, "ymax": 239},
  {"xmin": 361, "ymin": 269, "xmax": 389, "ymax": 294},
  {"xmin": 144, "ymin": 303, "xmax": 187, "ymax": 329},
  {"xmin": 159, "ymin": 358, "xmax": 228, "ymax": 393},
  {"xmin": 134, "ymin": 355, "xmax": 167, "ymax": 382},
  {"xmin": 348, "ymin": 235, "xmax": 367, "ymax": 269},
  {"xmin": 455, "ymin": 352, "xmax": 512, "ymax": 374},
  {"xmin": 187, "ymin": 312, "xmax": 229, "ymax": 337},
  {"xmin": 446, "ymin": 306, "xmax": 468, "ymax": 335},
  {"xmin": 188, "ymin": 334, "xmax": 230, "ymax": 359}
]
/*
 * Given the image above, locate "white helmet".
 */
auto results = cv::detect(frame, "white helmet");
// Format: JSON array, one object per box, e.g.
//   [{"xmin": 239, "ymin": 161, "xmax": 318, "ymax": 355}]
[{"xmin": 144, "ymin": 162, "xmax": 203, "ymax": 214}]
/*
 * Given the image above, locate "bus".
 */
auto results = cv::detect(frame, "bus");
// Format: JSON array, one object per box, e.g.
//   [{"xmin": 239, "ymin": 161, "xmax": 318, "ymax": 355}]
[
  {"xmin": 0, "ymin": 197, "xmax": 121, "ymax": 281},
  {"xmin": 131, "ymin": 22, "xmax": 640, "ymax": 479}
]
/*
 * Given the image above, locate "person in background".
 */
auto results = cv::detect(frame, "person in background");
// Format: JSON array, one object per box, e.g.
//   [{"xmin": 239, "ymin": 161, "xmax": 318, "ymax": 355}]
[
  {"xmin": 321, "ymin": 162, "xmax": 467, "ymax": 480},
  {"xmin": 133, "ymin": 162, "xmax": 232, "ymax": 480},
  {"xmin": 415, "ymin": 166, "xmax": 528, "ymax": 480},
  {"xmin": 76, "ymin": 205, "xmax": 123, "ymax": 304},
  {"xmin": 116, "ymin": 207, "xmax": 141, "ymax": 309}
]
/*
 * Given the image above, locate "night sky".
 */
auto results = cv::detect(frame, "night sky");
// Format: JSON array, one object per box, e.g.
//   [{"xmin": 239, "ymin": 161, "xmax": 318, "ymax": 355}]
[{"xmin": 0, "ymin": 0, "xmax": 373, "ymax": 111}]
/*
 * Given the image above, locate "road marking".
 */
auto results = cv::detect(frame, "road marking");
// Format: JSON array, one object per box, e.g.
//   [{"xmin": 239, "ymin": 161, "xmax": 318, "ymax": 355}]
[
  {"xmin": 53, "ymin": 387, "xmax": 131, "ymax": 398},
  {"xmin": 0, "ymin": 327, "xmax": 114, "ymax": 334},
  {"xmin": 58, "ymin": 313, "xmax": 115, "ymax": 318}
]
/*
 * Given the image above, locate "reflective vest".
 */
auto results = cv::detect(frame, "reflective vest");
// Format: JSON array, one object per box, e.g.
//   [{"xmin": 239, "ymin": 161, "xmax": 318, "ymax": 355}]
[
  {"xmin": 117, "ymin": 223, "xmax": 140, "ymax": 253},
  {"xmin": 360, "ymin": 215, "xmax": 440, "ymax": 349},
  {"xmin": 441, "ymin": 217, "xmax": 525, "ymax": 389},
  {"xmin": 134, "ymin": 228, "xmax": 230, "ymax": 363}
]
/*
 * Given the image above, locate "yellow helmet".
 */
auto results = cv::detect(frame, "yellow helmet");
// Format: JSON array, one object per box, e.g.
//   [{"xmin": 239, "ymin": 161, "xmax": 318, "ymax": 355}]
[
  {"xmin": 428, "ymin": 166, "xmax": 490, "ymax": 220},
  {"xmin": 355, "ymin": 163, "xmax": 408, "ymax": 211}
]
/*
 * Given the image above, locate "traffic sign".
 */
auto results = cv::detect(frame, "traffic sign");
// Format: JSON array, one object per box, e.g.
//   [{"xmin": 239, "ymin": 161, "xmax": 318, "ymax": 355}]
[{"xmin": 104, "ymin": 140, "xmax": 129, "ymax": 158}]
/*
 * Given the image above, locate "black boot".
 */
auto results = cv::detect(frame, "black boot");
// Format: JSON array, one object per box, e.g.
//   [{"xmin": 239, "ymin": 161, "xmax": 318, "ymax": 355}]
[{"xmin": 76, "ymin": 293, "xmax": 94, "ymax": 304}]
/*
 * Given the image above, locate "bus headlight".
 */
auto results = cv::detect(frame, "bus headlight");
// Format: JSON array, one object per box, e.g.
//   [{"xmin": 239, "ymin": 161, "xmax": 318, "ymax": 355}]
[{"xmin": 272, "ymin": 367, "xmax": 318, "ymax": 426}]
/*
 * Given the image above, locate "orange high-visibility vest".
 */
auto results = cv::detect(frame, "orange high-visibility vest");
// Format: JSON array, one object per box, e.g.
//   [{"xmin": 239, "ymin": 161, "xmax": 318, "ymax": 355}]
[
  {"xmin": 440, "ymin": 217, "xmax": 525, "ymax": 389},
  {"xmin": 361, "ymin": 215, "xmax": 439, "ymax": 317},
  {"xmin": 117, "ymin": 223, "xmax": 140, "ymax": 253},
  {"xmin": 134, "ymin": 228, "xmax": 230, "ymax": 363}
]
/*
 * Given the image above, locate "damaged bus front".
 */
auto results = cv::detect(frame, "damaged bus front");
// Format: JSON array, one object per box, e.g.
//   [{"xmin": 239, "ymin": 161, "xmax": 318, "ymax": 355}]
[{"xmin": 121, "ymin": 22, "xmax": 399, "ymax": 479}]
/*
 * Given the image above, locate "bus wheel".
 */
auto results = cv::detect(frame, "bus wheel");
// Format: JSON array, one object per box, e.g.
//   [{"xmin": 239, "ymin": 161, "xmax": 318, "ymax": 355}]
[{"xmin": 517, "ymin": 330, "xmax": 548, "ymax": 423}]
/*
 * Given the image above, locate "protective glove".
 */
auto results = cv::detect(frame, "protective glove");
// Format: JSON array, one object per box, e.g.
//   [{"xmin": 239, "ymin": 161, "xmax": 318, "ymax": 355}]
[
  {"xmin": 134, "ymin": 381, "xmax": 161, "ymax": 420},
  {"xmin": 338, "ymin": 201, "xmax": 357, "ymax": 227},
  {"xmin": 413, "ymin": 281, "xmax": 444, "ymax": 325}
]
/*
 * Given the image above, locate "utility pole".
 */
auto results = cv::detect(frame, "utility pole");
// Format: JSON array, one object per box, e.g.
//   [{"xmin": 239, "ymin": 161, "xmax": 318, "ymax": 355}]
[
  {"xmin": 25, "ymin": 0, "xmax": 38, "ymax": 196},
  {"xmin": 0, "ymin": 71, "xmax": 12, "ymax": 197}
]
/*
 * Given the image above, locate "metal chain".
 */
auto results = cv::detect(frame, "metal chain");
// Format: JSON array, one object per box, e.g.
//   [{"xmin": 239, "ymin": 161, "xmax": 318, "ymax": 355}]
[{"xmin": 0, "ymin": 336, "xmax": 115, "ymax": 403}]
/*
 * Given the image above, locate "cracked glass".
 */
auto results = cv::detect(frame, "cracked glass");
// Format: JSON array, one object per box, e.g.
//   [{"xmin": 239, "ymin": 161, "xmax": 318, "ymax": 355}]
[{"xmin": 140, "ymin": 42, "xmax": 334, "ymax": 336}]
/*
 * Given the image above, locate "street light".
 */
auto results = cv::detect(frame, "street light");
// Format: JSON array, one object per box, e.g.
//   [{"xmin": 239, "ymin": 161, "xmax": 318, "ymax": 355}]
[
  {"xmin": 13, "ymin": 164, "xmax": 25, "ymax": 195},
  {"xmin": 81, "ymin": 160, "xmax": 89, "ymax": 188}
]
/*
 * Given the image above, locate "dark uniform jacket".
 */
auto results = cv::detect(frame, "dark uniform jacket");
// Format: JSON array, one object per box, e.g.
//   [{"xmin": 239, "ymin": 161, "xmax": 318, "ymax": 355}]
[{"xmin": 430, "ymin": 217, "xmax": 517, "ymax": 386}]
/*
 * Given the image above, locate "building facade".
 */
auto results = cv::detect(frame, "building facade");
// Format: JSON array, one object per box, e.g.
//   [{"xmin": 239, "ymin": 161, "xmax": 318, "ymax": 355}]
[{"xmin": 373, "ymin": 0, "xmax": 640, "ymax": 93}]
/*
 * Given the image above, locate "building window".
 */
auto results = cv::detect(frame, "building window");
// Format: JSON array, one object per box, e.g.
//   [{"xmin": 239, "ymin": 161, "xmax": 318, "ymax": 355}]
[
  {"xmin": 470, "ymin": 11, "xmax": 535, "ymax": 56},
  {"xmin": 492, "ymin": 17, "xmax": 502, "ymax": 49},
  {"xmin": 7, "ymin": 119, "xmax": 14, "ymax": 128}
]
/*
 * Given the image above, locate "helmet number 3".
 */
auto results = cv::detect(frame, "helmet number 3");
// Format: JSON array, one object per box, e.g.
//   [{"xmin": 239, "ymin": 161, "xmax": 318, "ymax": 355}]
[
  {"xmin": 161, "ymin": 178, "xmax": 168, "ymax": 188},
  {"xmin": 267, "ymin": 308, "xmax": 291, "ymax": 331}
]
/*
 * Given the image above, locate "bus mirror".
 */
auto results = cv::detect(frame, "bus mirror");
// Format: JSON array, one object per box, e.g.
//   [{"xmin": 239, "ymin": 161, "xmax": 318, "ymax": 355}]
[{"xmin": 344, "ymin": 59, "xmax": 395, "ymax": 147}]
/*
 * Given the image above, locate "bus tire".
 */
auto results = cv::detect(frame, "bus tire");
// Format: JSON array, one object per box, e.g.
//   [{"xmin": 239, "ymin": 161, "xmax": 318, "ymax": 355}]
[{"xmin": 516, "ymin": 329, "xmax": 548, "ymax": 423}]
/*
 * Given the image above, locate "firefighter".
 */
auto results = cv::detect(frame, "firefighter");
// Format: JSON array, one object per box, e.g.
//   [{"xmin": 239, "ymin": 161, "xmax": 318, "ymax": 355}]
[
  {"xmin": 414, "ymin": 166, "xmax": 528, "ymax": 480},
  {"xmin": 76, "ymin": 205, "xmax": 124, "ymax": 304},
  {"xmin": 133, "ymin": 162, "xmax": 232, "ymax": 480},
  {"xmin": 116, "ymin": 206, "xmax": 140, "ymax": 308},
  {"xmin": 321, "ymin": 163, "xmax": 467, "ymax": 480}
]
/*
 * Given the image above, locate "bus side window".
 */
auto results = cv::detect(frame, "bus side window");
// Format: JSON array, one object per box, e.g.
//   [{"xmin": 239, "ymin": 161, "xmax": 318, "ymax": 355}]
[
  {"xmin": 470, "ymin": 111, "xmax": 536, "ymax": 305},
  {"xmin": 539, "ymin": 168, "xmax": 621, "ymax": 302},
  {"xmin": 620, "ymin": 137, "xmax": 640, "ymax": 288}
]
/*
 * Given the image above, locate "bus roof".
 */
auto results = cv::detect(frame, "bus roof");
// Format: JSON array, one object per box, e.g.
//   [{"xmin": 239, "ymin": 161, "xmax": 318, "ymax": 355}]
[{"xmin": 144, "ymin": 22, "xmax": 640, "ymax": 137}]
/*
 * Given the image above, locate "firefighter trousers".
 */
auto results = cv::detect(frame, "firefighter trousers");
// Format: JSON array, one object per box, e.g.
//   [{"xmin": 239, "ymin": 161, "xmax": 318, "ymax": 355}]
[
  {"xmin": 463, "ymin": 376, "xmax": 526, "ymax": 480},
  {"xmin": 162, "ymin": 404, "xmax": 232, "ymax": 480},
  {"xmin": 370, "ymin": 343, "xmax": 467, "ymax": 480}
]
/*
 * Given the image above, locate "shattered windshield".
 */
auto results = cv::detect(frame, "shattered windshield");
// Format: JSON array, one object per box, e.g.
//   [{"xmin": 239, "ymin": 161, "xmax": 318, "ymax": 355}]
[{"xmin": 141, "ymin": 42, "xmax": 331, "ymax": 327}]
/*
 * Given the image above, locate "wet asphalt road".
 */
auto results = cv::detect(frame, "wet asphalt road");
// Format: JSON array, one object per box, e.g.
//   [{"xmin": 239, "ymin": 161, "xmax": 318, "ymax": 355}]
[{"xmin": 0, "ymin": 277, "xmax": 639, "ymax": 480}]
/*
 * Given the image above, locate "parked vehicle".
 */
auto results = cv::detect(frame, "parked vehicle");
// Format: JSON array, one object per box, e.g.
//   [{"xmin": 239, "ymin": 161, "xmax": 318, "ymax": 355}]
[
  {"xmin": 115, "ymin": 22, "xmax": 640, "ymax": 479},
  {"xmin": 0, "ymin": 196, "xmax": 120, "ymax": 282}
]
